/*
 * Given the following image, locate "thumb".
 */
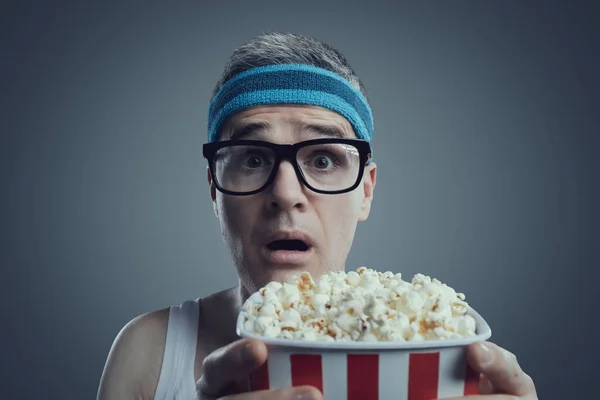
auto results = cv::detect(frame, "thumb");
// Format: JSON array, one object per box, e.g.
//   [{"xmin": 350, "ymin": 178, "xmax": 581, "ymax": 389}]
[{"xmin": 466, "ymin": 341, "xmax": 536, "ymax": 397}]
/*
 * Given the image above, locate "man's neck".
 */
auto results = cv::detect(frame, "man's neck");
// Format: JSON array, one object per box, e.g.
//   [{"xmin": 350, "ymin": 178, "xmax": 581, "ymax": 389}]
[
  {"xmin": 237, "ymin": 282, "xmax": 253, "ymax": 304},
  {"xmin": 221, "ymin": 282, "xmax": 256, "ymax": 342},
  {"xmin": 196, "ymin": 285, "xmax": 239, "ymax": 345}
]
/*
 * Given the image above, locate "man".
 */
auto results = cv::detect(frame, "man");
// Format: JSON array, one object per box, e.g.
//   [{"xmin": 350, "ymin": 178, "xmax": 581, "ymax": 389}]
[{"xmin": 97, "ymin": 32, "xmax": 538, "ymax": 400}]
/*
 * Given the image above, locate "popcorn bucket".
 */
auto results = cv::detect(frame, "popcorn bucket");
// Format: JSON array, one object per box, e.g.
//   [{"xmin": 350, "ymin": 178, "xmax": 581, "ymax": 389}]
[{"xmin": 237, "ymin": 307, "xmax": 491, "ymax": 399}]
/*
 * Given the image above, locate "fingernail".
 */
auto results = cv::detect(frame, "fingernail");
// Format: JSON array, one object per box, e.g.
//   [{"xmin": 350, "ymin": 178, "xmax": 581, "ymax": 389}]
[
  {"xmin": 242, "ymin": 342, "xmax": 255, "ymax": 362},
  {"xmin": 479, "ymin": 342, "xmax": 494, "ymax": 366},
  {"xmin": 295, "ymin": 389, "xmax": 318, "ymax": 400}
]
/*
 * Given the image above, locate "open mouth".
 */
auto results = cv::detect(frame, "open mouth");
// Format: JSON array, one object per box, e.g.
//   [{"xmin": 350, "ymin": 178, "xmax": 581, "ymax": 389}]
[{"xmin": 266, "ymin": 239, "xmax": 311, "ymax": 252}]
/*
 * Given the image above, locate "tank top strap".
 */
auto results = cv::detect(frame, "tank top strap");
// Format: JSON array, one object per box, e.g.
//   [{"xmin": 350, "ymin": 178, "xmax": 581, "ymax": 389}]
[{"xmin": 154, "ymin": 298, "xmax": 201, "ymax": 400}]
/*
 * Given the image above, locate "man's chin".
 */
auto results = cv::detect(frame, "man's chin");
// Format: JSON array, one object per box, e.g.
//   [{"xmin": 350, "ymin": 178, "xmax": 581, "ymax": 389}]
[
  {"xmin": 262, "ymin": 267, "xmax": 308, "ymax": 284},
  {"xmin": 252, "ymin": 263, "xmax": 318, "ymax": 286},
  {"xmin": 242, "ymin": 250, "xmax": 329, "ymax": 289}
]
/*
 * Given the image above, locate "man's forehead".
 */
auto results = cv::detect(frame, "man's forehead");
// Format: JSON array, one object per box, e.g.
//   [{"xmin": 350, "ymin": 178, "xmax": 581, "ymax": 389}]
[
  {"xmin": 226, "ymin": 105, "xmax": 351, "ymax": 125},
  {"xmin": 221, "ymin": 105, "xmax": 354, "ymax": 138}
]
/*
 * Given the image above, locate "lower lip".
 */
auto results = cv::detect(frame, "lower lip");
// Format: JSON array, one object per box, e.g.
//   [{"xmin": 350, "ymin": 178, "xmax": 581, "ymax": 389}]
[{"xmin": 261, "ymin": 247, "xmax": 313, "ymax": 265}]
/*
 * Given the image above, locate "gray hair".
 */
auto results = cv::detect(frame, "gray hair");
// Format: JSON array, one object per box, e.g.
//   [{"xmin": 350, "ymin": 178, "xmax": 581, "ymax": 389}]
[{"xmin": 211, "ymin": 32, "xmax": 367, "ymax": 100}]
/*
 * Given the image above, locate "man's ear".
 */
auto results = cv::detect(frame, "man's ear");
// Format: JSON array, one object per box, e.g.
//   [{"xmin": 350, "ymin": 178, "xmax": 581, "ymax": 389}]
[
  {"xmin": 207, "ymin": 167, "xmax": 218, "ymax": 217},
  {"xmin": 207, "ymin": 167, "xmax": 217, "ymax": 201},
  {"xmin": 358, "ymin": 162, "xmax": 377, "ymax": 222}
]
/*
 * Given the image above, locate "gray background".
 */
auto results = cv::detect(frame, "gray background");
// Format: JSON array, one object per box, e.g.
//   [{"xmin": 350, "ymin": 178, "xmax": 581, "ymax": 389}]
[{"xmin": 1, "ymin": 1, "xmax": 598, "ymax": 399}]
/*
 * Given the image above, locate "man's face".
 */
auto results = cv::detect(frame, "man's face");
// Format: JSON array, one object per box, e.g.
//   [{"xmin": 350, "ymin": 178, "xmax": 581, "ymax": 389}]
[{"xmin": 208, "ymin": 105, "xmax": 377, "ymax": 295}]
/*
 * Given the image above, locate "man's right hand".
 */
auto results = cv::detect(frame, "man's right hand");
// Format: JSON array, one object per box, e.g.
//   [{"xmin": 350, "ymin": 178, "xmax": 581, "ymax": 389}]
[{"xmin": 196, "ymin": 338, "xmax": 323, "ymax": 400}]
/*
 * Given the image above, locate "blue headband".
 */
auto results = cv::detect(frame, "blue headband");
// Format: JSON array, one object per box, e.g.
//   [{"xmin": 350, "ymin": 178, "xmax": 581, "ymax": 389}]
[{"xmin": 207, "ymin": 64, "xmax": 374, "ymax": 143}]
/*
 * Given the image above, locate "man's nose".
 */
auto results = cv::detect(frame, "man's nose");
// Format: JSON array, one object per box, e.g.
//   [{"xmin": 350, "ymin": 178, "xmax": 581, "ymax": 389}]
[{"xmin": 266, "ymin": 160, "xmax": 308, "ymax": 211}]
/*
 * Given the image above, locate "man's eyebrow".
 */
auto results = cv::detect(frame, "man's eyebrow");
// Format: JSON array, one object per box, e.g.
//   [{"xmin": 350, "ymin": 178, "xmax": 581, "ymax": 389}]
[
  {"xmin": 303, "ymin": 124, "xmax": 347, "ymax": 139},
  {"xmin": 229, "ymin": 121, "xmax": 270, "ymax": 140}
]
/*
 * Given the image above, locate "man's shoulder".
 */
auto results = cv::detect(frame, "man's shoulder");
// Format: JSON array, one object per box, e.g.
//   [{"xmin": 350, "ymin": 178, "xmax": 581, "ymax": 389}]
[
  {"xmin": 97, "ymin": 307, "xmax": 171, "ymax": 400},
  {"xmin": 116, "ymin": 308, "xmax": 171, "ymax": 362}
]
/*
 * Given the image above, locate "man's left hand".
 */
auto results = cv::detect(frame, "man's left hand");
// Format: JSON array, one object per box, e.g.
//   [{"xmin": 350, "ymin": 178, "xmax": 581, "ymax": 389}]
[{"xmin": 445, "ymin": 341, "xmax": 538, "ymax": 399}]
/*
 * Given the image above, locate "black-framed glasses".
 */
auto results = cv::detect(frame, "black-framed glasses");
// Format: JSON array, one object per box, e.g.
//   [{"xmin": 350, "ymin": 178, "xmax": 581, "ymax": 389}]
[{"xmin": 202, "ymin": 138, "xmax": 372, "ymax": 196}]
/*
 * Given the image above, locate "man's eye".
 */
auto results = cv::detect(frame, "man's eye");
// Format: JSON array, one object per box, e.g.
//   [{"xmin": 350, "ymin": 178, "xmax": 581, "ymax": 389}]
[
  {"xmin": 313, "ymin": 155, "xmax": 333, "ymax": 169},
  {"xmin": 245, "ymin": 155, "xmax": 263, "ymax": 168}
]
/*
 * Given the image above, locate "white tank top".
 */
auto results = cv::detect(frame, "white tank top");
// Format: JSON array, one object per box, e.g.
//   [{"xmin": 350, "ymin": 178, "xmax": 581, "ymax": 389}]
[{"xmin": 154, "ymin": 298, "xmax": 201, "ymax": 400}]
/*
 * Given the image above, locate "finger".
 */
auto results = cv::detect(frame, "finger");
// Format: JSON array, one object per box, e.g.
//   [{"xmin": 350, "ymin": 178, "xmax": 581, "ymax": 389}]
[
  {"xmin": 478, "ymin": 373, "xmax": 494, "ymax": 395},
  {"xmin": 197, "ymin": 338, "xmax": 267, "ymax": 398},
  {"xmin": 466, "ymin": 341, "xmax": 536, "ymax": 397},
  {"xmin": 218, "ymin": 385, "xmax": 323, "ymax": 400},
  {"xmin": 443, "ymin": 394, "xmax": 524, "ymax": 399}
]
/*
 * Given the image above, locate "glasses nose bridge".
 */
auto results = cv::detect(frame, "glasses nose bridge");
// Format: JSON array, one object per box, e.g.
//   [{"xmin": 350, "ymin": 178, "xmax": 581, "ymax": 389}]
[
  {"xmin": 271, "ymin": 143, "xmax": 301, "ymax": 182},
  {"xmin": 276, "ymin": 143, "xmax": 298, "ymax": 164}
]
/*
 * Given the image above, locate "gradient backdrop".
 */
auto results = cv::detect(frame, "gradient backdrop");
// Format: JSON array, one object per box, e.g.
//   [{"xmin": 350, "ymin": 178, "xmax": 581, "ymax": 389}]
[{"xmin": 1, "ymin": 1, "xmax": 598, "ymax": 399}]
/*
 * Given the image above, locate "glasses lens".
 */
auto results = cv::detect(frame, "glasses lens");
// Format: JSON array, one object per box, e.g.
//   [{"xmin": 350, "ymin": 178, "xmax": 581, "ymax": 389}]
[
  {"xmin": 213, "ymin": 145, "xmax": 275, "ymax": 192},
  {"xmin": 297, "ymin": 143, "xmax": 361, "ymax": 191}
]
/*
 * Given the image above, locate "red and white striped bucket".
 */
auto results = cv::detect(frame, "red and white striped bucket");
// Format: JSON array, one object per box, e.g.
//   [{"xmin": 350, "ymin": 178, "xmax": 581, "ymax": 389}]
[{"xmin": 237, "ymin": 307, "xmax": 491, "ymax": 399}]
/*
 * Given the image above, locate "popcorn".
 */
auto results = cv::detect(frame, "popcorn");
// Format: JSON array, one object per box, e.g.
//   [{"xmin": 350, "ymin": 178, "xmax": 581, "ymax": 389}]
[{"xmin": 240, "ymin": 267, "xmax": 477, "ymax": 342}]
